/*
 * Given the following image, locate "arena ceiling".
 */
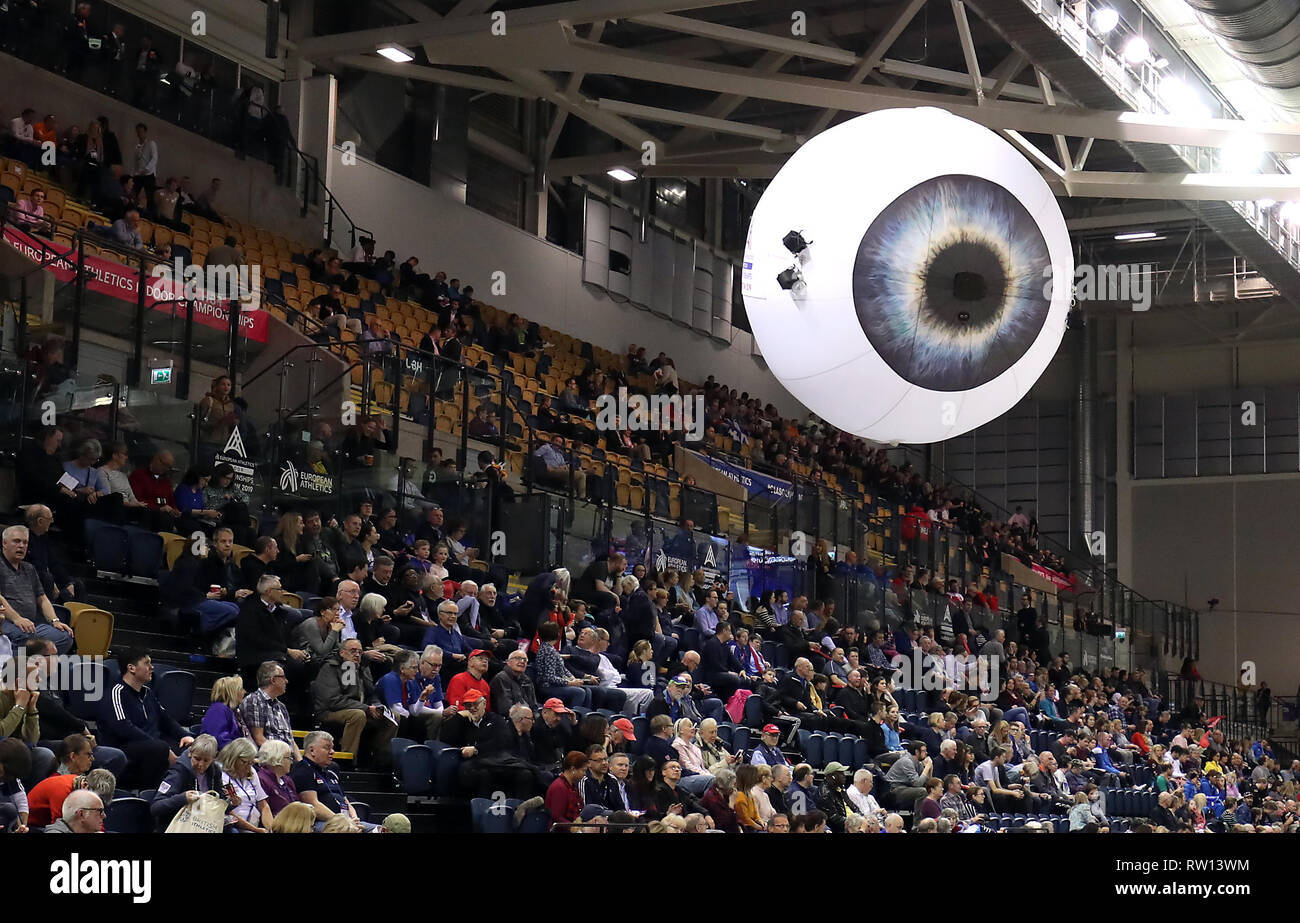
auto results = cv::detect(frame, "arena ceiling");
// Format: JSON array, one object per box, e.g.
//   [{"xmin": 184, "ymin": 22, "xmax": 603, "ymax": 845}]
[{"xmin": 296, "ymin": 0, "xmax": 1300, "ymax": 341}]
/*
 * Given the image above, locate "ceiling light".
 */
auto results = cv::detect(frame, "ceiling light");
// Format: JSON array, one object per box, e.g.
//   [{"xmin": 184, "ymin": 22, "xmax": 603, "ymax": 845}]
[
  {"xmin": 1154, "ymin": 57, "xmax": 1170, "ymax": 69},
  {"xmin": 1123, "ymin": 36, "xmax": 1151, "ymax": 64},
  {"xmin": 1114, "ymin": 231, "xmax": 1158, "ymax": 241},
  {"xmin": 1092, "ymin": 7, "xmax": 1120, "ymax": 33},
  {"xmin": 607, "ymin": 167, "xmax": 637, "ymax": 182},
  {"xmin": 376, "ymin": 43, "xmax": 414, "ymax": 63},
  {"xmin": 1222, "ymin": 135, "xmax": 1264, "ymax": 173}
]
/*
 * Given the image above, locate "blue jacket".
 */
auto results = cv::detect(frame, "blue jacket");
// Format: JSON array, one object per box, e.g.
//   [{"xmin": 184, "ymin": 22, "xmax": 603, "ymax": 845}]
[
  {"xmin": 98, "ymin": 680, "xmax": 189, "ymax": 749},
  {"xmin": 152, "ymin": 750, "xmax": 223, "ymax": 821}
]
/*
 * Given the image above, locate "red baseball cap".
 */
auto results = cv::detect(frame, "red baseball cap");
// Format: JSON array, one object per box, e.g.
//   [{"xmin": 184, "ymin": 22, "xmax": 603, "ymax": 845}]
[
  {"xmin": 461, "ymin": 689, "xmax": 486, "ymax": 704},
  {"xmin": 612, "ymin": 717, "xmax": 636, "ymax": 741},
  {"xmin": 468, "ymin": 649, "xmax": 491, "ymax": 659},
  {"xmin": 762, "ymin": 724, "xmax": 781, "ymax": 735},
  {"xmin": 542, "ymin": 697, "xmax": 571, "ymax": 714}
]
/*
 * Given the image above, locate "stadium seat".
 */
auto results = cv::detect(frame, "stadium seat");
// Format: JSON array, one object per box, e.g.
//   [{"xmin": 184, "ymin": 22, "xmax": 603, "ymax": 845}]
[
  {"xmin": 807, "ymin": 733, "xmax": 825, "ymax": 768},
  {"xmin": 127, "ymin": 527, "xmax": 165, "ymax": 578},
  {"xmin": 105, "ymin": 797, "xmax": 152, "ymax": 834},
  {"xmin": 743, "ymin": 695, "xmax": 763, "ymax": 728},
  {"xmin": 471, "ymin": 797, "xmax": 521, "ymax": 833},
  {"xmin": 88, "ymin": 523, "xmax": 130, "ymax": 573},
  {"xmin": 433, "ymin": 743, "xmax": 461, "ymax": 796},
  {"xmin": 351, "ymin": 802, "xmax": 370, "ymax": 822},
  {"xmin": 515, "ymin": 806, "xmax": 551, "ymax": 833},
  {"xmin": 390, "ymin": 738, "xmax": 417, "ymax": 782},
  {"xmin": 153, "ymin": 670, "xmax": 197, "ymax": 726},
  {"xmin": 732, "ymin": 727, "xmax": 750, "ymax": 755},
  {"xmin": 400, "ymin": 744, "xmax": 434, "ymax": 796}
]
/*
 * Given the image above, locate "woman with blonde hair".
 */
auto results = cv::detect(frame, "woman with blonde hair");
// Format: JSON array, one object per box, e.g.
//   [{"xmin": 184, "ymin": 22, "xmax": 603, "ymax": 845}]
[
  {"xmin": 670, "ymin": 718, "xmax": 715, "ymax": 797},
  {"xmin": 270, "ymin": 801, "xmax": 314, "ymax": 833},
  {"xmin": 200, "ymin": 674, "xmax": 249, "ymax": 750},
  {"xmin": 321, "ymin": 813, "xmax": 361, "ymax": 833},
  {"xmin": 752, "ymin": 764, "xmax": 776, "ymax": 825},
  {"xmin": 217, "ymin": 738, "xmax": 272, "ymax": 833}
]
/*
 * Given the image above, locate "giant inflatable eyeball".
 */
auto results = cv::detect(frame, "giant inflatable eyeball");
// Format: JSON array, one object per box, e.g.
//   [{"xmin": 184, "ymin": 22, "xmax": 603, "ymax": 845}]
[{"xmin": 742, "ymin": 107, "xmax": 1073, "ymax": 444}]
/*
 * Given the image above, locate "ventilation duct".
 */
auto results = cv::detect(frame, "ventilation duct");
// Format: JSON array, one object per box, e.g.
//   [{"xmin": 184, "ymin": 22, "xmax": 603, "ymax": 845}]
[{"xmin": 1184, "ymin": 0, "xmax": 1300, "ymax": 111}]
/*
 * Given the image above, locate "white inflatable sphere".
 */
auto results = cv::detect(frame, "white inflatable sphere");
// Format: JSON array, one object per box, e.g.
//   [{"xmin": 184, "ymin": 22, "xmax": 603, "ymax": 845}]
[{"xmin": 742, "ymin": 107, "xmax": 1072, "ymax": 444}]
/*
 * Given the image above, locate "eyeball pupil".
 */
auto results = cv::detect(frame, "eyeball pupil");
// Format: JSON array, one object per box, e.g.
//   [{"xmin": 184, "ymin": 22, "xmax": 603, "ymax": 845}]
[{"xmin": 925, "ymin": 242, "xmax": 1005, "ymax": 328}]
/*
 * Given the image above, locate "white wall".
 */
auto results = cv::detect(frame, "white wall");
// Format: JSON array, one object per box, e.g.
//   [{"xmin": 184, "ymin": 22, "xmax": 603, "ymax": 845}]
[{"xmin": 327, "ymin": 149, "xmax": 810, "ymax": 418}]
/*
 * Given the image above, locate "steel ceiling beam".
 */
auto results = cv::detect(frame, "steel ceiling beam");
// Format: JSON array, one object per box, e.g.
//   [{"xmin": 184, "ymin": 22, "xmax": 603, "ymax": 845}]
[
  {"xmin": 629, "ymin": 13, "xmax": 859, "ymax": 65},
  {"xmin": 415, "ymin": 30, "xmax": 1300, "ymax": 153},
  {"xmin": 878, "ymin": 58, "xmax": 1042, "ymax": 101},
  {"xmin": 595, "ymin": 98, "xmax": 792, "ymax": 142},
  {"xmin": 297, "ymin": 0, "xmax": 754, "ymax": 60},
  {"xmin": 332, "ymin": 53, "xmax": 532, "ymax": 96}
]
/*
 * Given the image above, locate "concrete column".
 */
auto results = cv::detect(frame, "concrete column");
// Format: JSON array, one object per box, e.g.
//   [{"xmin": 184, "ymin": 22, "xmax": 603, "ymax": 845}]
[{"xmin": 1115, "ymin": 316, "xmax": 1134, "ymax": 586}]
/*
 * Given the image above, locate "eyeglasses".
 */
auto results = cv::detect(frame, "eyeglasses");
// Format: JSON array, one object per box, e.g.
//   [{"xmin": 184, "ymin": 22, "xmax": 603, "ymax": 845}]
[{"xmin": 81, "ymin": 807, "xmax": 105, "ymax": 815}]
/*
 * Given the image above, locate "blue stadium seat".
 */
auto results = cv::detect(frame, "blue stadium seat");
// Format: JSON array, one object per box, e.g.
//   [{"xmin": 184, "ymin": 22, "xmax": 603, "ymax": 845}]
[
  {"xmin": 472, "ymin": 797, "xmax": 521, "ymax": 833},
  {"xmin": 807, "ymin": 733, "xmax": 825, "ymax": 768},
  {"xmin": 153, "ymin": 670, "xmax": 196, "ymax": 726},
  {"xmin": 717, "ymin": 725, "xmax": 734, "ymax": 749},
  {"xmin": 65, "ymin": 657, "xmax": 120, "ymax": 722},
  {"xmin": 743, "ymin": 695, "xmax": 763, "ymax": 728},
  {"xmin": 138, "ymin": 789, "xmax": 158, "ymax": 804},
  {"xmin": 732, "ymin": 727, "xmax": 750, "ymax": 754},
  {"xmin": 631, "ymin": 716, "xmax": 649, "ymax": 754},
  {"xmin": 516, "ymin": 807, "xmax": 551, "ymax": 833},
  {"xmin": 105, "ymin": 797, "xmax": 151, "ymax": 833},
  {"xmin": 838, "ymin": 735, "xmax": 856, "ymax": 768},
  {"xmin": 352, "ymin": 802, "xmax": 370, "ymax": 822},
  {"xmin": 433, "ymin": 744, "xmax": 461, "ymax": 796},
  {"xmin": 400, "ymin": 744, "xmax": 434, "ymax": 796},
  {"xmin": 89, "ymin": 523, "xmax": 130, "ymax": 573},
  {"xmin": 796, "ymin": 728, "xmax": 812, "ymax": 758},
  {"xmin": 126, "ymin": 525, "xmax": 164, "ymax": 578},
  {"xmin": 390, "ymin": 738, "xmax": 417, "ymax": 782}
]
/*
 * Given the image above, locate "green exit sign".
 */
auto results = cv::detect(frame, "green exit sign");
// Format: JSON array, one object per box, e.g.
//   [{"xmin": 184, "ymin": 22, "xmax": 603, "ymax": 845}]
[{"xmin": 150, "ymin": 367, "xmax": 172, "ymax": 385}]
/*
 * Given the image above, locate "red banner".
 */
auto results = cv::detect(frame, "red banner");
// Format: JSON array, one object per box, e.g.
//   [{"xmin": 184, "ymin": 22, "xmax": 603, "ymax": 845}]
[
  {"xmin": 4, "ymin": 225, "xmax": 269, "ymax": 343},
  {"xmin": 1031, "ymin": 561, "xmax": 1074, "ymax": 590}
]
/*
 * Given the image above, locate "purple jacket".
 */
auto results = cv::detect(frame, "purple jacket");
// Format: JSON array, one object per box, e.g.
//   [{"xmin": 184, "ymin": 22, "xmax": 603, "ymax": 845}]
[
  {"xmin": 200, "ymin": 702, "xmax": 246, "ymax": 751},
  {"xmin": 257, "ymin": 766, "xmax": 300, "ymax": 816}
]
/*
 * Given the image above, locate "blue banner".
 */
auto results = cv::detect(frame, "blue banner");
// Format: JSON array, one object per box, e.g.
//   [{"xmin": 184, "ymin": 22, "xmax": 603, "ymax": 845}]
[{"xmin": 688, "ymin": 450, "xmax": 795, "ymax": 502}]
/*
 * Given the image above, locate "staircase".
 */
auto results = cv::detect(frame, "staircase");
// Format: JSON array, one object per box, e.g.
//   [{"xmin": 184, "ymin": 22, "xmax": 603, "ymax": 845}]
[{"xmin": 76, "ymin": 566, "xmax": 463, "ymax": 833}]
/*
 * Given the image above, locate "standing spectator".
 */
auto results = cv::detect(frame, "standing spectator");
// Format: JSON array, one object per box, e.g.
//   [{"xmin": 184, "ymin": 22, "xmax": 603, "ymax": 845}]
[
  {"xmin": 64, "ymin": 3, "xmax": 93, "ymax": 80},
  {"xmin": 131, "ymin": 122, "xmax": 157, "ymax": 207},
  {"xmin": 130, "ymin": 36, "xmax": 160, "ymax": 112}
]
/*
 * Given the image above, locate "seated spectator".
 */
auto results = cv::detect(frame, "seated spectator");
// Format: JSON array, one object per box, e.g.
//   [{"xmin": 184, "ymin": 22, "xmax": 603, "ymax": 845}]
[
  {"xmin": 376, "ymin": 650, "xmax": 442, "ymax": 742},
  {"xmin": 240, "ymin": 535, "xmax": 279, "ymax": 592},
  {"xmin": 750, "ymin": 724, "xmax": 790, "ymax": 767},
  {"xmin": 200, "ymin": 675, "xmax": 250, "ymax": 751},
  {"xmin": 534, "ymin": 621, "xmax": 593, "ymax": 709},
  {"xmin": 96, "ymin": 648, "xmax": 195, "ymax": 789},
  {"xmin": 26, "ymin": 733, "xmax": 94, "ymax": 826},
  {"xmin": 96, "ymin": 442, "xmax": 157, "ymax": 526},
  {"xmin": 111, "ymin": 207, "xmax": 144, "ymax": 248},
  {"xmin": 151, "ymin": 734, "xmax": 221, "ymax": 826},
  {"xmin": 671, "ymin": 718, "xmax": 716, "ymax": 798},
  {"xmin": 291, "ymin": 730, "xmax": 374, "ymax": 830},
  {"xmin": 128, "ymin": 450, "xmax": 184, "ymax": 530},
  {"xmin": 22, "ymin": 506, "xmax": 81, "ymax": 605},
  {"xmin": 532, "ymin": 434, "xmax": 587, "ymax": 498},
  {"xmin": 175, "ymin": 465, "xmax": 222, "ymax": 529},
  {"xmin": 10, "ymin": 187, "xmax": 53, "ymax": 236},
  {"xmin": 311, "ymin": 639, "xmax": 396, "ymax": 771},
  {"xmin": 0, "ymin": 525, "xmax": 74, "ymax": 654},
  {"xmin": 491, "ymin": 648, "xmax": 540, "ymax": 717},
  {"xmin": 236, "ymin": 575, "xmax": 311, "ymax": 696},
  {"xmin": 238, "ymin": 661, "xmax": 301, "ymax": 761},
  {"xmin": 546, "ymin": 750, "xmax": 588, "ymax": 829},
  {"xmin": 45, "ymin": 788, "xmax": 105, "ymax": 834},
  {"xmin": 653, "ymin": 757, "xmax": 703, "ymax": 819},
  {"xmin": 254, "ymin": 739, "xmax": 300, "ymax": 817},
  {"xmin": 445, "ymin": 648, "xmax": 492, "ymax": 711},
  {"xmin": 217, "ymin": 738, "xmax": 272, "ymax": 833}
]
